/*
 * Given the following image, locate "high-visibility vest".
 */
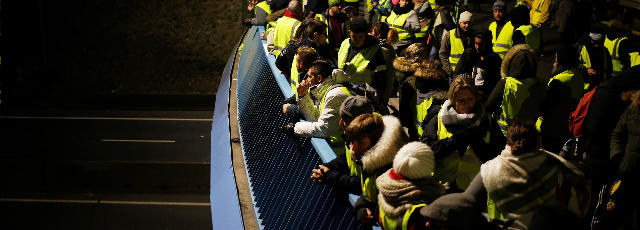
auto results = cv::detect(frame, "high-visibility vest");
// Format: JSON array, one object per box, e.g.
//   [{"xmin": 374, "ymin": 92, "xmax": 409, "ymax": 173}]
[
  {"xmin": 361, "ymin": 169, "xmax": 379, "ymax": 202},
  {"xmin": 429, "ymin": 0, "xmax": 437, "ymax": 9},
  {"xmin": 489, "ymin": 21, "xmax": 514, "ymax": 58},
  {"xmin": 386, "ymin": 12, "xmax": 415, "ymax": 41},
  {"xmin": 631, "ymin": 52, "xmax": 640, "ymax": 67},
  {"xmin": 530, "ymin": 0, "xmax": 547, "ymax": 24},
  {"xmin": 448, "ymin": 29, "xmax": 465, "ymax": 72},
  {"xmin": 434, "ymin": 113, "xmax": 489, "ymax": 190},
  {"xmin": 289, "ymin": 47, "xmax": 318, "ymax": 99},
  {"xmin": 346, "ymin": 0, "xmax": 358, "ymax": 2},
  {"xmin": 539, "ymin": 68, "xmax": 583, "ymax": 138},
  {"xmin": 604, "ymin": 36, "xmax": 628, "ymax": 76},
  {"xmin": 515, "ymin": 25, "xmax": 541, "ymax": 55},
  {"xmin": 337, "ymin": 39, "xmax": 382, "ymax": 84},
  {"xmin": 320, "ymin": 86, "xmax": 353, "ymax": 155},
  {"xmin": 379, "ymin": 204, "xmax": 427, "ymax": 230},
  {"xmin": 345, "ymin": 146, "xmax": 363, "ymax": 176},
  {"xmin": 414, "ymin": 91, "xmax": 436, "ymax": 136},
  {"xmin": 497, "ymin": 77, "xmax": 547, "ymax": 137},
  {"xmin": 273, "ymin": 17, "xmax": 301, "ymax": 57},
  {"xmin": 579, "ymin": 45, "xmax": 610, "ymax": 90},
  {"xmin": 255, "ymin": 1, "xmax": 276, "ymax": 30},
  {"xmin": 486, "ymin": 194, "xmax": 505, "ymax": 219}
]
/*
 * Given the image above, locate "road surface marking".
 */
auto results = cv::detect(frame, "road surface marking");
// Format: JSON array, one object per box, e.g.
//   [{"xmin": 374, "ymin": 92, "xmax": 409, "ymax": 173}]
[
  {"xmin": 100, "ymin": 139, "xmax": 176, "ymax": 143},
  {"xmin": 0, "ymin": 199, "xmax": 210, "ymax": 206},
  {"xmin": 0, "ymin": 116, "xmax": 212, "ymax": 121}
]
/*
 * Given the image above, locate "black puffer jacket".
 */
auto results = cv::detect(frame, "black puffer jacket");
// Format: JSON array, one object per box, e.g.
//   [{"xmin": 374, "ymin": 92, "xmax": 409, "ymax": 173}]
[{"xmin": 584, "ymin": 66, "xmax": 640, "ymax": 178}]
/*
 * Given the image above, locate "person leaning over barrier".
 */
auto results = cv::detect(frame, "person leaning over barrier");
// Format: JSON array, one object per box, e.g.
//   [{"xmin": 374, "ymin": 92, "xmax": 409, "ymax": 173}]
[
  {"xmin": 420, "ymin": 77, "xmax": 504, "ymax": 193},
  {"xmin": 346, "ymin": 113, "xmax": 409, "ymax": 227},
  {"xmin": 376, "ymin": 142, "xmax": 446, "ymax": 230},
  {"xmin": 282, "ymin": 46, "xmax": 319, "ymax": 119},
  {"xmin": 310, "ymin": 96, "xmax": 374, "ymax": 195},
  {"xmin": 282, "ymin": 60, "xmax": 352, "ymax": 155}
]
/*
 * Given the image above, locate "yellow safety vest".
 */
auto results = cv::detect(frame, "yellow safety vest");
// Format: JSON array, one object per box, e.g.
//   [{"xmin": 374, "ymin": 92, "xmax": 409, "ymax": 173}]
[
  {"xmin": 579, "ymin": 45, "xmax": 610, "ymax": 90},
  {"xmin": 255, "ymin": 1, "xmax": 276, "ymax": 30},
  {"xmin": 429, "ymin": 0, "xmax": 437, "ymax": 9},
  {"xmin": 273, "ymin": 16, "xmax": 301, "ymax": 57},
  {"xmin": 489, "ymin": 21, "xmax": 514, "ymax": 58},
  {"xmin": 361, "ymin": 169, "xmax": 379, "ymax": 203},
  {"xmin": 530, "ymin": 0, "xmax": 547, "ymax": 24},
  {"xmin": 449, "ymin": 29, "xmax": 465, "ymax": 72},
  {"xmin": 379, "ymin": 204, "xmax": 427, "ymax": 230},
  {"xmin": 515, "ymin": 25, "xmax": 541, "ymax": 55},
  {"xmin": 414, "ymin": 93, "xmax": 435, "ymax": 136},
  {"xmin": 631, "ymin": 52, "xmax": 640, "ymax": 67},
  {"xmin": 337, "ymin": 39, "xmax": 382, "ymax": 84},
  {"xmin": 434, "ymin": 114, "xmax": 489, "ymax": 190},
  {"xmin": 604, "ymin": 36, "xmax": 628, "ymax": 76},
  {"xmin": 497, "ymin": 77, "xmax": 547, "ymax": 137},
  {"xmin": 539, "ymin": 68, "xmax": 584, "ymax": 138},
  {"xmin": 345, "ymin": 146, "xmax": 363, "ymax": 176},
  {"xmin": 387, "ymin": 12, "xmax": 415, "ymax": 41},
  {"xmin": 320, "ymin": 86, "xmax": 353, "ymax": 155},
  {"xmin": 486, "ymin": 195, "xmax": 505, "ymax": 219}
]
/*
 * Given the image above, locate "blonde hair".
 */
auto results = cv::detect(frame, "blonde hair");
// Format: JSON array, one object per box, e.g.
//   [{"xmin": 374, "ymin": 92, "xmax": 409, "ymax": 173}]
[{"xmin": 447, "ymin": 77, "xmax": 479, "ymax": 102}]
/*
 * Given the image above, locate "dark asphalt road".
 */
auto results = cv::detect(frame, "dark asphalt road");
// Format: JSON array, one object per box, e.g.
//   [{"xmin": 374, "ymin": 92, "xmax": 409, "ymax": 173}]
[{"xmin": 0, "ymin": 109, "xmax": 214, "ymax": 229}]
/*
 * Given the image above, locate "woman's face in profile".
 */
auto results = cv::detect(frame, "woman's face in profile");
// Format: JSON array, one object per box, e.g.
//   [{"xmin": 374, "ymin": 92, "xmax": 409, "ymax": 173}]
[{"xmin": 454, "ymin": 88, "xmax": 476, "ymax": 114}]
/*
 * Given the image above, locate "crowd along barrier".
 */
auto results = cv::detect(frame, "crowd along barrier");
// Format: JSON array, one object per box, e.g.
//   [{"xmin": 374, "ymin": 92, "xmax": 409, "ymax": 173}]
[{"xmin": 211, "ymin": 26, "xmax": 366, "ymax": 230}]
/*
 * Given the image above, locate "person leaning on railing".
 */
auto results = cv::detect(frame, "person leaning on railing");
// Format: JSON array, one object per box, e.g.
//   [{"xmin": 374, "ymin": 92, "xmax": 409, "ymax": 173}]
[
  {"xmin": 282, "ymin": 60, "xmax": 353, "ymax": 155},
  {"xmin": 310, "ymin": 96, "xmax": 375, "ymax": 195}
]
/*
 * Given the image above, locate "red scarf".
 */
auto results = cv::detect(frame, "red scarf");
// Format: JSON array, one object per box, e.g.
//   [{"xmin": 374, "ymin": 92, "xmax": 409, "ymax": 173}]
[
  {"xmin": 388, "ymin": 169, "xmax": 407, "ymax": 180},
  {"xmin": 284, "ymin": 10, "xmax": 303, "ymax": 21}
]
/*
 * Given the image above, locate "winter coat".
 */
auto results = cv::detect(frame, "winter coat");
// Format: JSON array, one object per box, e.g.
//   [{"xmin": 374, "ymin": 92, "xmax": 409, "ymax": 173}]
[
  {"xmin": 611, "ymin": 93, "xmax": 640, "ymax": 174},
  {"xmin": 322, "ymin": 141, "xmax": 362, "ymax": 195},
  {"xmin": 294, "ymin": 69, "xmax": 351, "ymax": 138},
  {"xmin": 353, "ymin": 116, "xmax": 410, "ymax": 225},
  {"xmin": 439, "ymin": 27, "xmax": 474, "ymax": 75},
  {"xmin": 584, "ymin": 66, "xmax": 640, "ymax": 179},
  {"xmin": 453, "ymin": 46, "xmax": 503, "ymax": 96},
  {"xmin": 342, "ymin": 35, "xmax": 390, "ymax": 102}
]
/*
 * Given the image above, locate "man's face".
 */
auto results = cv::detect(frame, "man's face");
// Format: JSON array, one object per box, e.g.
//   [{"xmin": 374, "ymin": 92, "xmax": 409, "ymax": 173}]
[
  {"xmin": 313, "ymin": 30, "xmax": 327, "ymax": 45},
  {"xmin": 350, "ymin": 136, "xmax": 372, "ymax": 161},
  {"xmin": 306, "ymin": 69, "xmax": 323, "ymax": 86},
  {"xmin": 339, "ymin": 117, "xmax": 354, "ymax": 131},
  {"xmin": 590, "ymin": 39, "xmax": 603, "ymax": 48},
  {"xmin": 330, "ymin": 4, "xmax": 343, "ymax": 14},
  {"xmin": 475, "ymin": 37, "xmax": 485, "ymax": 54},
  {"xmin": 459, "ymin": 21, "xmax": 471, "ymax": 32},
  {"xmin": 350, "ymin": 31, "xmax": 367, "ymax": 47},
  {"xmin": 493, "ymin": 9, "xmax": 505, "ymax": 21},
  {"xmin": 296, "ymin": 58, "xmax": 304, "ymax": 72}
]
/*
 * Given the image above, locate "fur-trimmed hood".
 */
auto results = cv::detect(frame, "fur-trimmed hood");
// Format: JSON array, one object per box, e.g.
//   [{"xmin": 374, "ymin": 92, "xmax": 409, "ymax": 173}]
[
  {"xmin": 393, "ymin": 57, "xmax": 420, "ymax": 73},
  {"xmin": 415, "ymin": 62, "xmax": 446, "ymax": 82},
  {"xmin": 361, "ymin": 116, "xmax": 409, "ymax": 173},
  {"xmin": 500, "ymin": 44, "xmax": 537, "ymax": 79}
]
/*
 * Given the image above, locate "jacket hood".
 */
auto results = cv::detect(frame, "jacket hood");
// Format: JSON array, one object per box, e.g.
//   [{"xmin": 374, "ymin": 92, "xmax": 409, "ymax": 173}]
[
  {"xmin": 361, "ymin": 116, "xmax": 409, "ymax": 172},
  {"xmin": 501, "ymin": 44, "xmax": 537, "ymax": 79},
  {"xmin": 601, "ymin": 65, "xmax": 640, "ymax": 93},
  {"xmin": 266, "ymin": 8, "xmax": 287, "ymax": 22},
  {"xmin": 414, "ymin": 61, "xmax": 446, "ymax": 82},
  {"xmin": 607, "ymin": 19, "xmax": 631, "ymax": 40},
  {"xmin": 393, "ymin": 57, "xmax": 420, "ymax": 73}
]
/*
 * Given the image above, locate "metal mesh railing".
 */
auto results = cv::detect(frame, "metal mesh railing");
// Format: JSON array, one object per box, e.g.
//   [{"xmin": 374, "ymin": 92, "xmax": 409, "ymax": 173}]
[{"xmin": 235, "ymin": 26, "xmax": 363, "ymax": 230}]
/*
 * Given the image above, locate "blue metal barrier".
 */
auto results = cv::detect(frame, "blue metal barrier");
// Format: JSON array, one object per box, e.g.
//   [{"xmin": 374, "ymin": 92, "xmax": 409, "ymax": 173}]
[{"xmin": 234, "ymin": 26, "xmax": 364, "ymax": 230}]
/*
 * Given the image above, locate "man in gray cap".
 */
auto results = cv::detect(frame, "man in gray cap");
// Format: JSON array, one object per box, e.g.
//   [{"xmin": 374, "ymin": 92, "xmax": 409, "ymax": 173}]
[
  {"xmin": 310, "ymin": 95, "xmax": 373, "ymax": 195},
  {"xmin": 488, "ymin": 0, "xmax": 513, "ymax": 59}
]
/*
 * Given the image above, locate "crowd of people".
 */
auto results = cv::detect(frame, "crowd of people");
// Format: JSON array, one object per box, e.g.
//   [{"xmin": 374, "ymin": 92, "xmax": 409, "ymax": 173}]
[{"xmin": 243, "ymin": 0, "xmax": 640, "ymax": 229}]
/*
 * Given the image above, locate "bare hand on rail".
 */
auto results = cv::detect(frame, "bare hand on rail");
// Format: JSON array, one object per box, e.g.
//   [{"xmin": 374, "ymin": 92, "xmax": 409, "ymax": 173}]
[
  {"xmin": 282, "ymin": 103, "xmax": 291, "ymax": 115},
  {"xmin": 311, "ymin": 165, "xmax": 329, "ymax": 185}
]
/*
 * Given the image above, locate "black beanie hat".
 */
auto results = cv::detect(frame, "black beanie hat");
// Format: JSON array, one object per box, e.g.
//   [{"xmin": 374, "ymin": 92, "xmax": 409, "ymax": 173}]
[{"xmin": 556, "ymin": 46, "xmax": 580, "ymax": 69}]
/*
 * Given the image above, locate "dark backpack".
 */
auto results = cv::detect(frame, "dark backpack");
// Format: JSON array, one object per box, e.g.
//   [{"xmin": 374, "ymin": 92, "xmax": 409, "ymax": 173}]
[
  {"xmin": 568, "ymin": 86, "xmax": 598, "ymax": 138},
  {"xmin": 330, "ymin": 82, "xmax": 390, "ymax": 115}
]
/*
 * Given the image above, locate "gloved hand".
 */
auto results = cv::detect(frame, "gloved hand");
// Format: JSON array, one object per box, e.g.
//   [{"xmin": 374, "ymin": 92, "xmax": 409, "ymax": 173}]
[
  {"xmin": 242, "ymin": 18, "xmax": 252, "ymax": 27},
  {"xmin": 281, "ymin": 123, "xmax": 296, "ymax": 136}
]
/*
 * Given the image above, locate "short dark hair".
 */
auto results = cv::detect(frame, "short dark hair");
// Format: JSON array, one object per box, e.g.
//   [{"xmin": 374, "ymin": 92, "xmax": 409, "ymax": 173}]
[
  {"xmin": 349, "ymin": 17, "xmax": 368, "ymax": 33},
  {"xmin": 306, "ymin": 19, "xmax": 327, "ymax": 39},
  {"xmin": 371, "ymin": 22, "xmax": 390, "ymax": 37},
  {"xmin": 308, "ymin": 60, "xmax": 332, "ymax": 79},
  {"xmin": 297, "ymin": 46, "xmax": 318, "ymax": 65},
  {"xmin": 345, "ymin": 114, "xmax": 385, "ymax": 145}
]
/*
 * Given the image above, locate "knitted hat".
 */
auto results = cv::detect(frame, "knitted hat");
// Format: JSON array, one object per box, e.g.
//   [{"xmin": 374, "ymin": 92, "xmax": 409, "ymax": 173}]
[
  {"xmin": 405, "ymin": 43, "xmax": 427, "ymax": 62},
  {"xmin": 340, "ymin": 95, "xmax": 374, "ymax": 119},
  {"xmin": 329, "ymin": 0, "xmax": 343, "ymax": 7},
  {"xmin": 459, "ymin": 11, "xmax": 473, "ymax": 22},
  {"xmin": 419, "ymin": 193, "xmax": 482, "ymax": 229},
  {"xmin": 392, "ymin": 142, "xmax": 435, "ymax": 179},
  {"xmin": 493, "ymin": 0, "xmax": 506, "ymax": 11},
  {"xmin": 556, "ymin": 46, "xmax": 580, "ymax": 69}
]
